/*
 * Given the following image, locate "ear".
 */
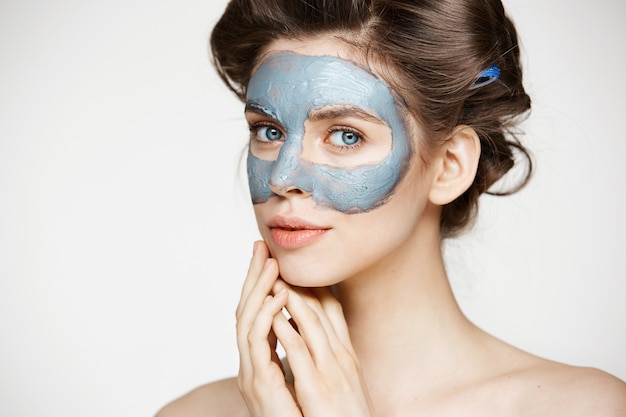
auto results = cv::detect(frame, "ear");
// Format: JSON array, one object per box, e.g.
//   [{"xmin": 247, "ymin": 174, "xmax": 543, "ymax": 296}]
[{"xmin": 428, "ymin": 126, "xmax": 481, "ymax": 205}]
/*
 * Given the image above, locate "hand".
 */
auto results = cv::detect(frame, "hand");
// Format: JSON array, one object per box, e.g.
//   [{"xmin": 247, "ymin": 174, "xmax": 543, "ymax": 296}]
[
  {"xmin": 271, "ymin": 280, "xmax": 376, "ymax": 417},
  {"xmin": 236, "ymin": 241, "xmax": 376, "ymax": 417},
  {"xmin": 235, "ymin": 241, "xmax": 301, "ymax": 417}
]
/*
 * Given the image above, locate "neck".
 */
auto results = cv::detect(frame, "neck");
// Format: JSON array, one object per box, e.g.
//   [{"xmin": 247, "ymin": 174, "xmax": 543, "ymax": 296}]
[{"xmin": 331, "ymin": 222, "xmax": 480, "ymax": 404}]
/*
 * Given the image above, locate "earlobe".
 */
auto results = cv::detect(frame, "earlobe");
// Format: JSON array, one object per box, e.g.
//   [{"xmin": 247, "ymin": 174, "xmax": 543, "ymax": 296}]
[{"xmin": 428, "ymin": 126, "xmax": 481, "ymax": 205}]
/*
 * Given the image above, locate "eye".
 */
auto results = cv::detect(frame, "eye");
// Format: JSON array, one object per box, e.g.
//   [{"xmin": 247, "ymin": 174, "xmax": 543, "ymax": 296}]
[
  {"xmin": 256, "ymin": 126, "xmax": 284, "ymax": 142},
  {"xmin": 328, "ymin": 129, "xmax": 361, "ymax": 147}
]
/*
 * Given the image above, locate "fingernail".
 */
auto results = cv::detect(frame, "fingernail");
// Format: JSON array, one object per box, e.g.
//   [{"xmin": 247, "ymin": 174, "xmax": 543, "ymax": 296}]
[{"xmin": 252, "ymin": 241, "xmax": 259, "ymax": 255}]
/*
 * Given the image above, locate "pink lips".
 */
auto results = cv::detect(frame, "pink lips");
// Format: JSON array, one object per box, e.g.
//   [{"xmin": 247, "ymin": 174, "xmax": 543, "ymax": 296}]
[{"xmin": 268, "ymin": 216, "xmax": 330, "ymax": 249}]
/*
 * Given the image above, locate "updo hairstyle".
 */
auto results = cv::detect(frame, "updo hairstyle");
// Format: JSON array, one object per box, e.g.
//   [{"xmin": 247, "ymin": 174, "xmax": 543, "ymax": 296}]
[{"xmin": 210, "ymin": 0, "xmax": 532, "ymax": 237}]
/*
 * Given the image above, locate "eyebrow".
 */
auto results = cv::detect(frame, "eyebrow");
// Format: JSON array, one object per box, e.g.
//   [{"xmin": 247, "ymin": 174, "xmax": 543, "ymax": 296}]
[
  {"xmin": 244, "ymin": 103, "xmax": 277, "ymax": 119},
  {"xmin": 307, "ymin": 106, "xmax": 386, "ymax": 125},
  {"xmin": 244, "ymin": 103, "xmax": 387, "ymax": 126}
]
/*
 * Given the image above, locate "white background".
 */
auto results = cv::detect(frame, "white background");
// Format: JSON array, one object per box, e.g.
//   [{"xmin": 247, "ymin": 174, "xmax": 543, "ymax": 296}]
[{"xmin": 0, "ymin": 0, "xmax": 624, "ymax": 416}]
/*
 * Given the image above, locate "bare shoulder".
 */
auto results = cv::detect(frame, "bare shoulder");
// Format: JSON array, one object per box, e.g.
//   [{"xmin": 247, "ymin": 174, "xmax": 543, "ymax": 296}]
[
  {"xmin": 506, "ymin": 360, "xmax": 626, "ymax": 416},
  {"xmin": 155, "ymin": 378, "xmax": 249, "ymax": 417}
]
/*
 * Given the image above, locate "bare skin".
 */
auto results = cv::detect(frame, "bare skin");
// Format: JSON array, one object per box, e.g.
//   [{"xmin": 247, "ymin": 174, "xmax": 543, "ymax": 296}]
[
  {"xmin": 159, "ymin": 363, "xmax": 626, "ymax": 417},
  {"xmin": 156, "ymin": 37, "xmax": 626, "ymax": 417},
  {"xmin": 156, "ymin": 242, "xmax": 626, "ymax": 417}
]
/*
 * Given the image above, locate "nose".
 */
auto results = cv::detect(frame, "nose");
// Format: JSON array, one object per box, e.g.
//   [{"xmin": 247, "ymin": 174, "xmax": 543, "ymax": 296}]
[
  {"xmin": 267, "ymin": 140, "xmax": 313, "ymax": 198},
  {"xmin": 269, "ymin": 182, "xmax": 311, "ymax": 197}
]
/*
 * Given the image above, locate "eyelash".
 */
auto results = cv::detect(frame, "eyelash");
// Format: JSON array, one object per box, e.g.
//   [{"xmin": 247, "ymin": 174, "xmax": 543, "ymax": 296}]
[
  {"xmin": 324, "ymin": 126, "xmax": 365, "ymax": 152},
  {"xmin": 248, "ymin": 122, "xmax": 366, "ymax": 152},
  {"xmin": 248, "ymin": 122, "xmax": 285, "ymax": 146}
]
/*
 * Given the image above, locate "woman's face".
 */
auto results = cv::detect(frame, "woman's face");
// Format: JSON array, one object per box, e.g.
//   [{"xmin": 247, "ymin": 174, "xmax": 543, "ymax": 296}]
[{"xmin": 245, "ymin": 37, "xmax": 440, "ymax": 286}]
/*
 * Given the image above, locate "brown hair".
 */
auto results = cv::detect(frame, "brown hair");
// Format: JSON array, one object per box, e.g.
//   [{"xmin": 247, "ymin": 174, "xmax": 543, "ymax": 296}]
[{"xmin": 210, "ymin": 0, "xmax": 532, "ymax": 237}]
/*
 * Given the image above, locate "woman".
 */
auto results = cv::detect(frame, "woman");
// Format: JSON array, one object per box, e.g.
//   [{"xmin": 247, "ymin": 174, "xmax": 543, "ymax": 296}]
[{"xmin": 158, "ymin": 0, "xmax": 626, "ymax": 415}]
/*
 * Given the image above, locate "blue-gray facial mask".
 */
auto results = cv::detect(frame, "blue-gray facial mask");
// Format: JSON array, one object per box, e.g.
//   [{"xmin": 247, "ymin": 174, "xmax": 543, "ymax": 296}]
[{"xmin": 246, "ymin": 52, "xmax": 412, "ymax": 213}]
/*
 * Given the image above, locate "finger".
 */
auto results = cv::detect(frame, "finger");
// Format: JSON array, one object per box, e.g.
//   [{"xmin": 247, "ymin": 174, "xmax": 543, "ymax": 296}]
[
  {"xmin": 247, "ymin": 291, "xmax": 288, "ymax": 368},
  {"xmin": 310, "ymin": 287, "xmax": 353, "ymax": 352},
  {"xmin": 273, "ymin": 281, "xmax": 338, "ymax": 366},
  {"xmin": 277, "ymin": 281, "xmax": 339, "ymax": 342},
  {"xmin": 288, "ymin": 318, "xmax": 299, "ymax": 334},
  {"xmin": 237, "ymin": 290, "xmax": 304, "ymax": 417},
  {"xmin": 271, "ymin": 307, "xmax": 316, "ymax": 380},
  {"xmin": 236, "ymin": 258, "xmax": 279, "ymax": 375},
  {"xmin": 268, "ymin": 328, "xmax": 286, "ymax": 375},
  {"xmin": 237, "ymin": 258, "xmax": 279, "ymax": 340},
  {"xmin": 238, "ymin": 289, "xmax": 287, "ymax": 380},
  {"xmin": 236, "ymin": 240, "xmax": 269, "ymax": 319},
  {"xmin": 290, "ymin": 285, "xmax": 351, "ymax": 353}
]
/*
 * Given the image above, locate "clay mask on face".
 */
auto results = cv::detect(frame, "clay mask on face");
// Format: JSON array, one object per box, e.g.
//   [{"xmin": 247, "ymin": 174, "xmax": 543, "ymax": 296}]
[{"xmin": 246, "ymin": 52, "xmax": 411, "ymax": 213}]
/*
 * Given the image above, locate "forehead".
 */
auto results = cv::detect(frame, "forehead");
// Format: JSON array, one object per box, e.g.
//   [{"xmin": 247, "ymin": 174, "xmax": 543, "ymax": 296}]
[{"xmin": 246, "ymin": 52, "xmax": 401, "ymax": 124}]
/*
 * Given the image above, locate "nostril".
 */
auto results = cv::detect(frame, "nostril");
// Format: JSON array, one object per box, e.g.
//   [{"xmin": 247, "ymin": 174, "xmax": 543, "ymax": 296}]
[
  {"xmin": 283, "ymin": 186, "xmax": 303, "ymax": 194},
  {"xmin": 268, "ymin": 173, "xmax": 314, "ymax": 198},
  {"xmin": 269, "ymin": 183, "xmax": 309, "ymax": 196},
  {"xmin": 267, "ymin": 154, "xmax": 313, "ymax": 197}
]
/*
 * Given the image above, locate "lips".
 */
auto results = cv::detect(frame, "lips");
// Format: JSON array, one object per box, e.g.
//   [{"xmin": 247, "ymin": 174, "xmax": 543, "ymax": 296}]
[{"xmin": 267, "ymin": 216, "xmax": 330, "ymax": 249}]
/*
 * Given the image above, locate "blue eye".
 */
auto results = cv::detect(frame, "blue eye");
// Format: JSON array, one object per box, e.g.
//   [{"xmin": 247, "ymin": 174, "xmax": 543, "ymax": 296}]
[
  {"xmin": 257, "ymin": 126, "xmax": 283, "ymax": 142},
  {"xmin": 328, "ymin": 130, "xmax": 361, "ymax": 146}
]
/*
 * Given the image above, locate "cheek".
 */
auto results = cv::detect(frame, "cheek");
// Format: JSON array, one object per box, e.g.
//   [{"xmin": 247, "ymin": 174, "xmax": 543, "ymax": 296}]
[
  {"xmin": 315, "ymin": 163, "xmax": 402, "ymax": 213},
  {"xmin": 246, "ymin": 135, "xmax": 412, "ymax": 213}
]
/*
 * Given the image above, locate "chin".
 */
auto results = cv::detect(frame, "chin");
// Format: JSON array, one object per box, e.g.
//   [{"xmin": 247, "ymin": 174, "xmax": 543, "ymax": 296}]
[{"xmin": 274, "ymin": 255, "xmax": 342, "ymax": 288}]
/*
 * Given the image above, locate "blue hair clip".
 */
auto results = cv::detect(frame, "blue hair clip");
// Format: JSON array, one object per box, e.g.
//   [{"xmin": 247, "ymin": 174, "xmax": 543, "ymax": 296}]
[{"xmin": 470, "ymin": 65, "xmax": 501, "ymax": 90}]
